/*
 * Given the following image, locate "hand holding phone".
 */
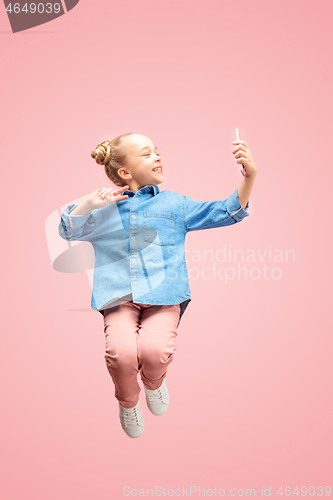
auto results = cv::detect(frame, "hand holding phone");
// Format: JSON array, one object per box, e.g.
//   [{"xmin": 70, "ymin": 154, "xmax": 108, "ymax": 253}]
[{"xmin": 236, "ymin": 128, "xmax": 245, "ymax": 176}]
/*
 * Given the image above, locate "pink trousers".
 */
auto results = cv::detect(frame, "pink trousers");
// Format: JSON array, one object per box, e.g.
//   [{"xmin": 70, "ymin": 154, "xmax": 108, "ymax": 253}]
[{"xmin": 103, "ymin": 301, "xmax": 181, "ymax": 408}]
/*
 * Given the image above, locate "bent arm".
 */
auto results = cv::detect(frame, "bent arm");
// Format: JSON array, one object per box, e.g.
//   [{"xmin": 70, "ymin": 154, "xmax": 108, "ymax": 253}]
[
  {"xmin": 69, "ymin": 199, "xmax": 94, "ymax": 216},
  {"xmin": 58, "ymin": 204, "xmax": 96, "ymax": 241},
  {"xmin": 237, "ymin": 173, "xmax": 257, "ymax": 209}
]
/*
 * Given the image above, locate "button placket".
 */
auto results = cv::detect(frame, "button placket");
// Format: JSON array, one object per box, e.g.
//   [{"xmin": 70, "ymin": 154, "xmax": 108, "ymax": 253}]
[
  {"xmin": 129, "ymin": 188, "xmax": 156, "ymax": 301},
  {"xmin": 129, "ymin": 192, "xmax": 142, "ymax": 300}
]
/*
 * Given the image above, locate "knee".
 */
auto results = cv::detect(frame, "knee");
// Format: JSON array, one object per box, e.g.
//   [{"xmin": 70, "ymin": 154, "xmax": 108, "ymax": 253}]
[
  {"xmin": 104, "ymin": 348, "xmax": 138, "ymax": 372},
  {"xmin": 141, "ymin": 343, "xmax": 176, "ymax": 366}
]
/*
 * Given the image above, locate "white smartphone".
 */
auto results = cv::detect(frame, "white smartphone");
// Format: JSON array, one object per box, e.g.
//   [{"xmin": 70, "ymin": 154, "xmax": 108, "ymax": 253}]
[{"xmin": 236, "ymin": 128, "xmax": 245, "ymax": 176}]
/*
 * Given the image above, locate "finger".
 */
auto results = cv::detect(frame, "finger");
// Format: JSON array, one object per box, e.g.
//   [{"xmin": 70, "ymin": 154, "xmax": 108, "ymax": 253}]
[
  {"xmin": 114, "ymin": 194, "xmax": 129, "ymax": 201},
  {"xmin": 233, "ymin": 145, "xmax": 247, "ymax": 153},
  {"xmin": 232, "ymin": 144, "xmax": 246, "ymax": 151},
  {"xmin": 114, "ymin": 185, "xmax": 129, "ymax": 194},
  {"xmin": 234, "ymin": 151, "xmax": 247, "ymax": 159}
]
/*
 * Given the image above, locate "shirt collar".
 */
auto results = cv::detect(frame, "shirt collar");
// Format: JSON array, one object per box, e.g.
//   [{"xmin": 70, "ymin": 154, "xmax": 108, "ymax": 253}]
[{"xmin": 123, "ymin": 185, "xmax": 160, "ymax": 197}]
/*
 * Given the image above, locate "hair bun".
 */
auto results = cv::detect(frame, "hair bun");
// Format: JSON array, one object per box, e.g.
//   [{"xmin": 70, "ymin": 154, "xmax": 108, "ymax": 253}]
[{"xmin": 91, "ymin": 141, "xmax": 113, "ymax": 165}]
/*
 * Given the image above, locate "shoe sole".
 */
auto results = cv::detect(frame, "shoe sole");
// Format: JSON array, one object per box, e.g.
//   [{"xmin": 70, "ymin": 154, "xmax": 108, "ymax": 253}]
[
  {"xmin": 121, "ymin": 425, "xmax": 144, "ymax": 438},
  {"xmin": 146, "ymin": 404, "xmax": 169, "ymax": 416}
]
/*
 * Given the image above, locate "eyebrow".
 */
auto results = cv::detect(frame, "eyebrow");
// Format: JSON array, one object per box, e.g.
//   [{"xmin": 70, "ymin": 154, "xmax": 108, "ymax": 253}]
[{"xmin": 139, "ymin": 145, "xmax": 158, "ymax": 152}]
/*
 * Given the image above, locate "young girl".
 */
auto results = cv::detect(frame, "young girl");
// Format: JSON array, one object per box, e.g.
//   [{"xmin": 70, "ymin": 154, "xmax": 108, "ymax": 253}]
[{"xmin": 58, "ymin": 132, "xmax": 257, "ymax": 439}]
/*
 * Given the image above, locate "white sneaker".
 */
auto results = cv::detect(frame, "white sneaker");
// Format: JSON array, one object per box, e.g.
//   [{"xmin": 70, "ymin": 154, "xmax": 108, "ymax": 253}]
[
  {"xmin": 119, "ymin": 400, "xmax": 144, "ymax": 438},
  {"xmin": 143, "ymin": 379, "xmax": 170, "ymax": 416}
]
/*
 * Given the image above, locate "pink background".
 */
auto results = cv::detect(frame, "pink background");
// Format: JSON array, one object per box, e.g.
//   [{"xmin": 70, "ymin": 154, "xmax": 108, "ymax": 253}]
[{"xmin": 1, "ymin": 0, "xmax": 332, "ymax": 498}]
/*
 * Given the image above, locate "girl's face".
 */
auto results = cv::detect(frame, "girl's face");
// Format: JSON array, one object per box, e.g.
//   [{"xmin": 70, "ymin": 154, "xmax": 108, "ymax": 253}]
[{"xmin": 117, "ymin": 134, "xmax": 164, "ymax": 193}]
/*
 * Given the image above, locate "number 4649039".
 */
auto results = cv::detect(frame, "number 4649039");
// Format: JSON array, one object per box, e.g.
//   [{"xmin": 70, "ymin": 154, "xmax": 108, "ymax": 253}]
[{"xmin": 6, "ymin": 3, "xmax": 61, "ymax": 14}]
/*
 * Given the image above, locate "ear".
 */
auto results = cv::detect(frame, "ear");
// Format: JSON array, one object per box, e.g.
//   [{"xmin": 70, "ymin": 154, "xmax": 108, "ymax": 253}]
[{"xmin": 118, "ymin": 168, "xmax": 132, "ymax": 180}]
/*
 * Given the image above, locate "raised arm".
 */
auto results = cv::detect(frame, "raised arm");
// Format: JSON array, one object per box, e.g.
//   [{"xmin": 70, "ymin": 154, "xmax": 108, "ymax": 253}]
[{"xmin": 232, "ymin": 138, "xmax": 258, "ymax": 208}]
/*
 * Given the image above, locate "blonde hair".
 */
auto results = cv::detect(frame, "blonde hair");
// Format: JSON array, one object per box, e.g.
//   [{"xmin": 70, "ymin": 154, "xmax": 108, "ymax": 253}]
[{"xmin": 91, "ymin": 132, "xmax": 135, "ymax": 187}]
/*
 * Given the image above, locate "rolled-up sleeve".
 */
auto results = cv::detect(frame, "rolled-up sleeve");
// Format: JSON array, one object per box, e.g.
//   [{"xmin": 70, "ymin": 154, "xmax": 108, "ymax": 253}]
[
  {"xmin": 183, "ymin": 188, "xmax": 249, "ymax": 232},
  {"xmin": 58, "ymin": 204, "xmax": 96, "ymax": 241}
]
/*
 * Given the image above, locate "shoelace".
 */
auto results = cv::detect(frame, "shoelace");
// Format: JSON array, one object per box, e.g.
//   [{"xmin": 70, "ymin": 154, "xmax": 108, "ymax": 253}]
[
  {"xmin": 146, "ymin": 387, "xmax": 165, "ymax": 405},
  {"xmin": 122, "ymin": 406, "xmax": 141, "ymax": 426}
]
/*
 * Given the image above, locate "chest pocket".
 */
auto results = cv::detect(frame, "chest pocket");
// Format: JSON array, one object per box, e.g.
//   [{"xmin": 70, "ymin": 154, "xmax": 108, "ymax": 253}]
[{"xmin": 144, "ymin": 212, "xmax": 176, "ymax": 246}]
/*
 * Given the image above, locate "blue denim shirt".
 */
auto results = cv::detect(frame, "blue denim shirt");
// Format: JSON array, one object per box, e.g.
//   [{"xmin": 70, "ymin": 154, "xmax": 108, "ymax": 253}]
[{"xmin": 58, "ymin": 185, "xmax": 249, "ymax": 327}]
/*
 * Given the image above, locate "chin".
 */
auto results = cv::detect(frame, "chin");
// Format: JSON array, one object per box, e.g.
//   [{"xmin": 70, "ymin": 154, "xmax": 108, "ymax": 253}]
[{"xmin": 151, "ymin": 175, "xmax": 164, "ymax": 184}]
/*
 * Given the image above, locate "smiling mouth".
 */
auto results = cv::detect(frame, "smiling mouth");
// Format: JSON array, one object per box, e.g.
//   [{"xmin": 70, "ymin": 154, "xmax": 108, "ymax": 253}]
[{"xmin": 152, "ymin": 167, "xmax": 163, "ymax": 173}]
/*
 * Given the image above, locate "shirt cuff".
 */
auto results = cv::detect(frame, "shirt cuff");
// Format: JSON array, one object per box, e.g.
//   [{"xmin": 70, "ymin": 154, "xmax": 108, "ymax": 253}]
[
  {"xmin": 67, "ymin": 204, "xmax": 94, "ymax": 229},
  {"xmin": 226, "ymin": 189, "xmax": 250, "ymax": 222}
]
